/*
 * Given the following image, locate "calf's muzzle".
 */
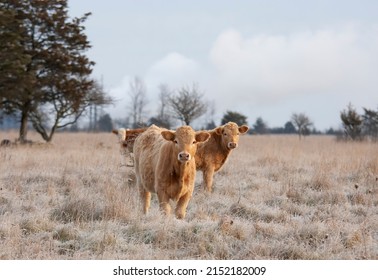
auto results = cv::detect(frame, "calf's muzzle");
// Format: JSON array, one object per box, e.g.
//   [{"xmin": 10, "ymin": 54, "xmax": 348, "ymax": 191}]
[
  {"xmin": 178, "ymin": 151, "xmax": 191, "ymax": 162},
  {"xmin": 228, "ymin": 142, "xmax": 237, "ymax": 149}
]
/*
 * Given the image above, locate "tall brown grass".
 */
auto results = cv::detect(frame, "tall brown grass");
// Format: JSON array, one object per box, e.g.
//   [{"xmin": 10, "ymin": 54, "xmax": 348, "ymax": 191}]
[{"xmin": 0, "ymin": 132, "xmax": 377, "ymax": 259}]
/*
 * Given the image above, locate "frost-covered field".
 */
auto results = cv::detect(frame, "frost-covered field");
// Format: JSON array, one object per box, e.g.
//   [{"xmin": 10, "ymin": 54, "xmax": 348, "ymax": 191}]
[{"xmin": 0, "ymin": 132, "xmax": 377, "ymax": 259}]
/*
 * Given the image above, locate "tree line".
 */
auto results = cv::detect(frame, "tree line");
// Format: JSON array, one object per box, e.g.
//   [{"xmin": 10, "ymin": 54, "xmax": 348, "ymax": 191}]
[
  {"xmin": 112, "ymin": 76, "xmax": 319, "ymax": 139},
  {"xmin": 98, "ymin": 76, "xmax": 315, "ymax": 139}
]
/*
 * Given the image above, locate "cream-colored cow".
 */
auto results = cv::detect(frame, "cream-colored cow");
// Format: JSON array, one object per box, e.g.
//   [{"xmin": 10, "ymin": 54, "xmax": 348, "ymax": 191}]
[{"xmin": 133, "ymin": 125, "xmax": 210, "ymax": 219}]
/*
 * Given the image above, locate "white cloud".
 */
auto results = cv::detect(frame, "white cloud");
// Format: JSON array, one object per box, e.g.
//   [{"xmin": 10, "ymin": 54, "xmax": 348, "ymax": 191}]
[
  {"xmin": 208, "ymin": 24, "xmax": 378, "ymax": 105},
  {"xmin": 146, "ymin": 52, "xmax": 201, "ymax": 90},
  {"xmin": 106, "ymin": 75, "xmax": 132, "ymax": 120}
]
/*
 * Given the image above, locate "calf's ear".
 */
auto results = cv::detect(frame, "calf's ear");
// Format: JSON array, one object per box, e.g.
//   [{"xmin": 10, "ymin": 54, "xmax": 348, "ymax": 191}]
[
  {"xmin": 215, "ymin": 127, "xmax": 223, "ymax": 135},
  {"xmin": 195, "ymin": 132, "xmax": 210, "ymax": 143},
  {"xmin": 161, "ymin": 130, "xmax": 175, "ymax": 141},
  {"xmin": 238, "ymin": 125, "xmax": 249, "ymax": 134}
]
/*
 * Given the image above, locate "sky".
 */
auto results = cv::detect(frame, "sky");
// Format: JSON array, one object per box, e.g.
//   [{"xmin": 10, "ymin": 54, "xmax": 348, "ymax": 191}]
[{"xmin": 68, "ymin": 0, "xmax": 378, "ymax": 131}]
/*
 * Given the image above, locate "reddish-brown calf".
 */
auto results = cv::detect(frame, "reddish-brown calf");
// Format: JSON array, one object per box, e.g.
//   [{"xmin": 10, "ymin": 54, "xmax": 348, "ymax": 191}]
[{"xmin": 112, "ymin": 127, "xmax": 148, "ymax": 166}]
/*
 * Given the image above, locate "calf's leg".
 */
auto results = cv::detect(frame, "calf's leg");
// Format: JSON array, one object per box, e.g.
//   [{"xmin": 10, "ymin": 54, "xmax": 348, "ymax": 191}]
[
  {"xmin": 203, "ymin": 167, "xmax": 215, "ymax": 192},
  {"xmin": 175, "ymin": 192, "xmax": 192, "ymax": 219},
  {"xmin": 139, "ymin": 188, "xmax": 151, "ymax": 214},
  {"xmin": 157, "ymin": 190, "xmax": 171, "ymax": 216}
]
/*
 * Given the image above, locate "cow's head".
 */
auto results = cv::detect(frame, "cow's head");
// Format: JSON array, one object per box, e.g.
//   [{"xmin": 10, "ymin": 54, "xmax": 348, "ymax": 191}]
[
  {"xmin": 215, "ymin": 122, "xmax": 249, "ymax": 150},
  {"xmin": 161, "ymin": 126, "xmax": 210, "ymax": 163},
  {"xmin": 112, "ymin": 128, "xmax": 127, "ymax": 142}
]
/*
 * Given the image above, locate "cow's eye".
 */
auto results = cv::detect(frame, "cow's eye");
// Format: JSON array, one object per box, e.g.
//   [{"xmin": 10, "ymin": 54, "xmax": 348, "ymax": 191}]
[
  {"xmin": 192, "ymin": 140, "xmax": 197, "ymax": 144},
  {"xmin": 223, "ymin": 133, "xmax": 227, "ymax": 136},
  {"xmin": 174, "ymin": 140, "xmax": 178, "ymax": 144}
]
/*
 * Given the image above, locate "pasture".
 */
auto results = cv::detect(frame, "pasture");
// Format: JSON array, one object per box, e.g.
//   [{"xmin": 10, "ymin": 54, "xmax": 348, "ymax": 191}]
[{"xmin": 0, "ymin": 131, "xmax": 377, "ymax": 259}]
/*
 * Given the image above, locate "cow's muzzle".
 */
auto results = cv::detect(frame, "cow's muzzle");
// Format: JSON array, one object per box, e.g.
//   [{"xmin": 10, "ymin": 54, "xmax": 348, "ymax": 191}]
[
  {"xmin": 178, "ymin": 152, "xmax": 191, "ymax": 162},
  {"xmin": 228, "ymin": 142, "xmax": 237, "ymax": 149}
]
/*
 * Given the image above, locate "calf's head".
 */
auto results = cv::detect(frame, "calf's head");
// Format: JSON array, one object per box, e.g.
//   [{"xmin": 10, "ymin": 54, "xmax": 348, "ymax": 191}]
[
  {"xmin": 161, "ymin": 126, "xmax": 210, "ymax": 163},
  {"xmin": 112, "ymin": 128, "xmax": 127, "ymax": 142},
  {"xmin": 215, "ymin": 122, "xmax": 249, "ymax": 150}
]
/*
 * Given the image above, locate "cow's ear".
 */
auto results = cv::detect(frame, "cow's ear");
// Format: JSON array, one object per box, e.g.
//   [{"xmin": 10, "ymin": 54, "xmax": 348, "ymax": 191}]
[
  {"xmin": 215, "ymin": 127, "xmax": 223, "ymax": 135},
  {"xmin": 195, "ymin": 132, "xmax": 210, "ymax": 143},
  {"xmin": 238, "ymin": 125, "xmax": 249, "ymax": 134},
  {"xmin": 161, "ymin": 130, "xmax": 175, "ymax": 141}
]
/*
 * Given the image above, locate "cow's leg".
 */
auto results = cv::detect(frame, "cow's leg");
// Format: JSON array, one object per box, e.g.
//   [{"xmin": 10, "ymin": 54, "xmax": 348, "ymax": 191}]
[
  {"xmin": 139, "ymin": 187, "xmax": 151, "ymax": 214},
  {"xmin": 203, "ymin": 166, "xmax": 215, "ymax": 192},
  {"xmin": 157, "ymin": 190, "xmax": 171, "ymax": 216},
  {"xmin": 135, "ymin": 167, "xmax": 149, "ymax": 214},
  {"xmin": 175, "ymin": 192, "xmax": 192, "ymax": 219},
  {"xmin": 143, "ymin": 191, "xmax": 151, "ymax": 214}
]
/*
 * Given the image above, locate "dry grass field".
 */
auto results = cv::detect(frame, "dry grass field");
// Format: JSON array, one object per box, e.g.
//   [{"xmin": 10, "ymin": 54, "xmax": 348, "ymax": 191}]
[{"xmin": 0, "ymin": 131, "xmax": 377, "ymax": 260}]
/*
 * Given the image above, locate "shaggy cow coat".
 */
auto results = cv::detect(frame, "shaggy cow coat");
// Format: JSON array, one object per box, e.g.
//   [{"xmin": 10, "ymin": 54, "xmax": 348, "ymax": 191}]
[
  {"xmin": 195, "ymin": 122, "xmax": 249, "ymax": 192},
  {"xmin": 133, "ymin": 125, "xmax": 210, "ymax": 219}
]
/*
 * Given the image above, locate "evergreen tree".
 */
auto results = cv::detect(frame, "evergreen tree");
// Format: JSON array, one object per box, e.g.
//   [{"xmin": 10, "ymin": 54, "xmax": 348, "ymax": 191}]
[
  {"xmin": 340, "ymin": 103, "xmax": 363, "ymax": 141},
  {"xmin": 284, "ymin": 121, "xmax": 296, "ymax": 134},
  {"xmin": 362, "ymin": 107, "xmax": 378, "ymax": 141},
  {"xmin": 253, "ymin": 117, "xmax": 268, "ymax": 134},
  {"xmin": 97, "ymin": 113, "xmax": 113, "ymax": 132},
  {"xmin": 221, "ymin": 111, "xmax": 248, "ymax": 126},
  {"xmin": 0, "ymin": 0, "xmax": 111, "ymax": 142}
]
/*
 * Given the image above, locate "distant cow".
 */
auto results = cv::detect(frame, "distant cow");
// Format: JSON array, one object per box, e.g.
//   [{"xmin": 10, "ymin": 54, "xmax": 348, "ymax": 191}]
[
  {"xmin": 112, "ymin": 128, "xmax": 127, "ymax": 148},
  {"xmin": 112, "ymin": 127, "xmax": 147, "ymax": 166},
  {"xmin": 195, "ymin": 122, "xmax": 249, "ymax": 192},
  {"xmin": 134, "ymin": 125, "xmax": 210, "ymax": 219}
]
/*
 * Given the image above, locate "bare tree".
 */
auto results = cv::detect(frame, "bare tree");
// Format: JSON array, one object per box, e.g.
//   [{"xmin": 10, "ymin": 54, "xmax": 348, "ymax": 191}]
[
  {"xmin": 30, "ymin": 80, "xmax": 112, "ymax": 141},
  {"xmin": 150, "ymin": 83, "xmax": 173, "ymax": 128},
  {"xmin": 291, "ymin": 113, "xmax": 313, "ymax": 139},
  {"xmin": 168, "ymin": 84, "xmax": 207, "ymax": 125},
  {"xmin": 157, "ymin": 84, "xmax": 170, "ymax": 117},
  {"xmin": 128, "ymin": 76, "xmax": 148, "ymax": 128}
]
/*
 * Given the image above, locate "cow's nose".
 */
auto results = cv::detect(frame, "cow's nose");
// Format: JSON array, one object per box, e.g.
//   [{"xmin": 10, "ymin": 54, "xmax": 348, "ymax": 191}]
[
  {"xmin": 178, "ymin": 152, "xmax": 191, "ymax": 161},
  {"xmin": 228, "ymin": 142, "xmax": 237, "ymax": 149}
]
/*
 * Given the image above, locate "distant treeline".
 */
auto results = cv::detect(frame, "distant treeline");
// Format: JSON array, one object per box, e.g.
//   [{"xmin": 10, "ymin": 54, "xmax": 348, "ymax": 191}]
[
  {"xmin": 0, "ymin": 109, "xmax": 341, "ymax": 136},
  {"xmin": 2, "ymin": 103, "xmax": 376, "ymax": 142}
]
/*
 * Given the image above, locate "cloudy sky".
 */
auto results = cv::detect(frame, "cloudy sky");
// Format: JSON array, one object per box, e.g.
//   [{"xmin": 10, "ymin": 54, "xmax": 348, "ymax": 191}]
[{"xmin": 68, "ymin": 0, "xmax": 378, "ymax": 130}]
